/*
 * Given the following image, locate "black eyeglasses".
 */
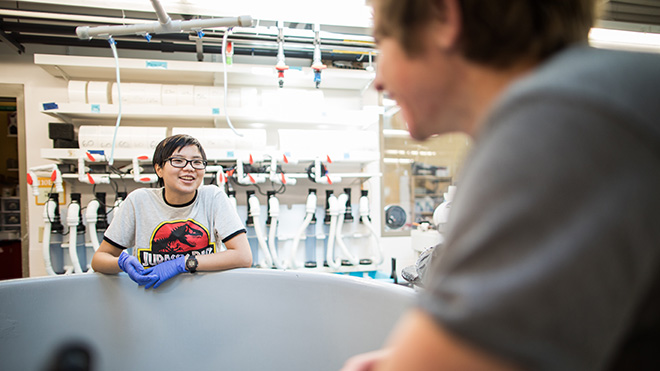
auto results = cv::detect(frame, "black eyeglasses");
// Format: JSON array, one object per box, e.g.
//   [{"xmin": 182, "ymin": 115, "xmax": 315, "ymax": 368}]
[{"xmin": 166, "ymin": 157, "xmax": 207, "ymax": 170}]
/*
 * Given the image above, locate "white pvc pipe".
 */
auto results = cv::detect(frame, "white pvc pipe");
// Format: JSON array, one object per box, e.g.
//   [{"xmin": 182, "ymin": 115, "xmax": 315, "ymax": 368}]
[
  {"xmin": 253, "ymin": 217, "xmax": 272, "ymax": 268},
  {"xmin": 290, "ymin": 213, "xmax": 313, "ymax": 269},
  {"xmin": 361, "ymin": 216, "xmax": 383, "ymax": 266},
  {"xmin": 89, "ymin": 225, "xmax": 100, "ymax": 252},
  {"xmin": 27, "ymin": 164, "xmax": 64, "ymax": 195},
  {"xmin": 67, "ymin": 202, "xmax": 84, "ymax": 274},
  {"xmin": 290, "ymin": 191, "xmax": 317, "ymax": 268},
  {"xmin": 78, "ymin": 157, "xmax": 111, "ymax": 184},
  {"xmin": 206, "ymin": 165, "xmax": 225, "ymax": 188},
  {"xmin": 42, "ymin": 198, "xmax": 58, "ymax": 275},
  {"xmin": 132, "ymin": 155, "xmax": 158, "ymax": 184},
  {"xmin": 150, "ymin": 0, "xmax": 172, "ymax": 26},
  {"xmin": 325, "ymin": 195, "xmax": 341, "ymax": 270},
  {"xmin": 249, "ymin": 195, "xmax": 273, "ymax": 268},
  {"xmin": 268, "ymin": 216, "xmax": 284, "ymax": 269},
  {"xmin": 68, "ymin": 225, "xmax": 83, "ymax": 274},
  {"xmin": 27, "ymin": 171, "xmax": 39, "ymax": 196},
  {"xmin": 335, "ymin": 194, "xmax": 359, "ymax": 266},
  {"xmin": 228, "ymin": 193, "xmax": 238, "ymax": 214},
  {"xmin": 42, "ymin": 218, "xmax": 56, "ymax": 276},
  {"xmin": 85, "ymin": 199, "xmax": 101, "ymax": 252},
  {"xmin": 76, "ymin": 16, "xmax": 252, "ymax": 40},
  {"xmin": 360, "ymin": 194, "xmax": 383, "ymax": 265},
  {"xmin": 267, "ymin": 196, "xmax": 285, "ymax": 269}
]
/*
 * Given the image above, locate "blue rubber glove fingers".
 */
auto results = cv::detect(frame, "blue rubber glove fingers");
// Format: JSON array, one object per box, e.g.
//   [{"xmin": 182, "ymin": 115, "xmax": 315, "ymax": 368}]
[
  {"xmin": 117, "ymin": 252, "xmax": 157, "ymax": 286},
  {"xmin": 144, "ymin": 256, "xmax": 187, "ymax": 289}
]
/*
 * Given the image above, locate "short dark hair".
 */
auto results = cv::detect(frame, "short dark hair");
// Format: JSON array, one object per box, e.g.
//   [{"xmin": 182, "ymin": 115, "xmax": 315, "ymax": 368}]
[
  {"xmin": 152, "ymin": 134, "xmax": 207, "ymax": 170},
  {"xmin": 372, "ymin": 0, "xmax": 598, "ymax": 68}
]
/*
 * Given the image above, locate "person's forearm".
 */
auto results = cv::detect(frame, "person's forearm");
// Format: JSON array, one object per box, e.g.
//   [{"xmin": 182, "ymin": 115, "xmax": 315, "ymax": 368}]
[
  {"xmin": 196, "ymin": 248, "xmax": 252, "ymax": 271},
  {"xmin": 373, "ymin": 309, "xmax": 520, "ymax": 371},
  {"xmin": 91, "ymin": 251, "xmax": 122, "ymax": 274}
]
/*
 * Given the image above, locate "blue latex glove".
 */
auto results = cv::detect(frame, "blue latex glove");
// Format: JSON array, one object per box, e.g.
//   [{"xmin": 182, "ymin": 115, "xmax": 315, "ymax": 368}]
[
  {"xmin": 117, "ymin": 252, "xmax": 155, "ymax": 286},
  {"xmin": 143, "ymin": 256, "xmax": 187, "ymax": 289}
]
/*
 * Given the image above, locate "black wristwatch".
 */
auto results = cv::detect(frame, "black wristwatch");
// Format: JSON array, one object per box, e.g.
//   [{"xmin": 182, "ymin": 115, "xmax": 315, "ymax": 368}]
[{"xmin": 185, "ymin": 255, "xmax": 198, "ymax": 273}]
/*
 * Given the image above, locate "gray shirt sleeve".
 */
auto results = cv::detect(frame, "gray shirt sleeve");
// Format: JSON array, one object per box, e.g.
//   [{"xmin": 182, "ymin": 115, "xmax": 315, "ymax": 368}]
[
  {"xmin": 419, "ymin": 93, "xmax": 660, "ymax": 370},
  {"xmin": 207, "ymin": 187, "xmax": 246, "ymax": 242}
]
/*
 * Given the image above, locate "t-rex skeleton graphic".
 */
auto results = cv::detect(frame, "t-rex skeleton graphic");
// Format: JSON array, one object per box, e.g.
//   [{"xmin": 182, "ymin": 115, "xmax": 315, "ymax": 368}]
[{"xmin": 152, "ymin": 223, "xmax": 204, "ymax": 254}]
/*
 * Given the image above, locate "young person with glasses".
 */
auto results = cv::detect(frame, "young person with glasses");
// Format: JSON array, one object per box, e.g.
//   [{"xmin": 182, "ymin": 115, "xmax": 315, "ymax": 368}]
[{"xmin": 92, "ymin": 134, "xmax": 252, "ymax": 288}]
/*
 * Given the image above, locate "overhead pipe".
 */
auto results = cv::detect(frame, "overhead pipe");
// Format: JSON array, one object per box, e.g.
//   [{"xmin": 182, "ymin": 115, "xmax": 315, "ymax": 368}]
[
  {"xmin": 275, "ymin": 20, "xmax": 289, "ymax": 88},
  {"xmin": 11, "ymin": 31, "xmax": 375, "ymax": 63},
  {"xmin": 76, "ymin": 17, "xmax": 251, "ymax": 40},
  {"xmin": 76, "ymin": 0, "xmax": 252, "ymax": 40}
]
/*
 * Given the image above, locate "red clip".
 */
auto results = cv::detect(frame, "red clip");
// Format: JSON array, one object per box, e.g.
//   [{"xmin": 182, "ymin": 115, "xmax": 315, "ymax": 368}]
[
  {"xmin": 248, "ymin": 174, "xmax": 255, "ymax": 183},
  {"xmin": 326, "ymin": 175, "xmax": 332, "ymax": 185},
  {"xmin": 326, "ymin": 155, "xmax": 332, "ymax": 164},
  {"xmin": 283, "ymin": 154, "xmax": 289, "ymax": 164},
  {"xmin": 87, "ymin": 173, "xmax": 95, "ymax": 184},
  {"xmin": 227, "ymin": 169, "xmax": 235, "ymax": 177},
  {"xmin": 51, "ymin": 170, "xmax": 58, "ymax": 181},
  {"xmin": 137, "ymin": 155, "xmax": 149, "ymax": 160},
  {"xmin": 140, "ymin": 177, "xmax": 151, "ymax": 182},
  {"xmin": 281, "ymin": 173, "xmax": 286, "ymax": 184},
  {"xmin": 27, "ymin": 173, "xmax": 33, "ymax": 185},
  {"xmin": 249, "ymin": 154, "xmax": 254, "ymax": 165},
  {"xmin": 86, "ymin": 152, "xmax": 96, "ymax": 161}
]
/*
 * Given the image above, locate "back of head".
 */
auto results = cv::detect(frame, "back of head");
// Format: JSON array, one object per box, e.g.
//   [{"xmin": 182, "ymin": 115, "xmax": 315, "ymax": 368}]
[{"xmin": 372, "ymin": 0, "xmax": 598, "ymax": 68}]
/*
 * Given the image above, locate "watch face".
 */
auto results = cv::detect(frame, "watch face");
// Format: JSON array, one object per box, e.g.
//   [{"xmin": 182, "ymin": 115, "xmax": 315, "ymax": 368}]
[{"xmin": 186, "ymin": 256, "xmax": 198, "ymax": 272}]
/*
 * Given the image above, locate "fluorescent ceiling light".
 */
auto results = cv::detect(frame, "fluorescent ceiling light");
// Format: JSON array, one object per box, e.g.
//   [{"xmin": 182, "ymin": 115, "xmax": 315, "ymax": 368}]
[
  {"xmin": 589, "ymin": 27, "xmax": 660, "ymax": 53},
  {"xmin": 383, "ymin": 129, "xmax": 410, "ymax": 138},
  {"xmin": 384, "ymin": 158, "xmax": 414, "ymax": 164}
]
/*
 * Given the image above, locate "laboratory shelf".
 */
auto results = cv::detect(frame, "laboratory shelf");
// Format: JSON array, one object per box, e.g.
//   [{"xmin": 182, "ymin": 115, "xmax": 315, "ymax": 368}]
[
  {"xmin": 34, "ymin": 53, "xmax": 376, "ymax": 91},
  {"xmin": 57, "ymin": 172, "xmax": 380, "ymax": 180},
  {"xmin": 40, "ymin": 102, "xmax": 379, "ymax": 129},
  {"xmin": 40, "ymin": 148, "xmax": 380, "ymax": 164}
]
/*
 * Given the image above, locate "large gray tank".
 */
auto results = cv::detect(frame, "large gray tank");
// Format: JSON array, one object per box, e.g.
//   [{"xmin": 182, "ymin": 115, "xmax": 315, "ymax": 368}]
[{"xmin": 0, "ymin": 269, "xmax": 414, "ymax": 370}]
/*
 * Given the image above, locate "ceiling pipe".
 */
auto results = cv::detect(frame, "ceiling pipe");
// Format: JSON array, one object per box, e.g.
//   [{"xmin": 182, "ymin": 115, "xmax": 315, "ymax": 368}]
[
  {"xmin": 150, "ymin": 0, "xmax": 172, "ymax": 26},
  {"xmin": 76, "ymin": 15, "xmax": 252, "ymax": 39},
  {"xmin": 75, "ymin": 0, "xmax": 252, "ymax": 40}
]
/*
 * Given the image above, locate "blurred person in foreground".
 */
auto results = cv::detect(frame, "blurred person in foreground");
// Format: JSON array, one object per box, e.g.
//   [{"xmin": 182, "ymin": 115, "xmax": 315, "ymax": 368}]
[{"xmin": 343, "ymin": 0, "xmax": 660, "ymax": 370}]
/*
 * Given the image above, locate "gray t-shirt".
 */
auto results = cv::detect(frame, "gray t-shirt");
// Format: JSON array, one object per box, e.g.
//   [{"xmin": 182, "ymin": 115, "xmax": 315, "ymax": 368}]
[
  {"xmin": 420, "ymin": 45, "xmax": 660, "ymax": 370},
  {"xmin": 104, "ymin": 185, "xmax": 246, "ymax": 267}
]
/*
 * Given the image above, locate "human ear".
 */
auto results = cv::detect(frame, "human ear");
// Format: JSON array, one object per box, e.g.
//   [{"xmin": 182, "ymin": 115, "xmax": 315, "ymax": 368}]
[
  {"xmin": 154, "ymin": 163, "xmax": 163, "ymax": 178},
  {"xmin": 432, "ymin": 0, "xmax": 461, "ymax": 50}
]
